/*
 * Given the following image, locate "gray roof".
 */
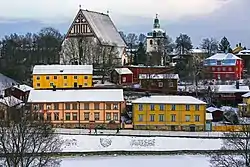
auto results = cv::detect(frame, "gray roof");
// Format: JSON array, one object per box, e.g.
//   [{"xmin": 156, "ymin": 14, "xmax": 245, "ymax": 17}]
[
  {"xmin": 28, "ymin": 89, "xmax": 124, "ymax": 103},
  {"xmin": 0, "ymin": 73, "xmax": 17, "ymax": 91},
  {"xmin": 206, "ymin": 53, "xmax": 241, "ymax": 60},
  {"xmin": 67, "ymin": 9, "xmax": 126, "ymax": 47},
  {"xmin": 0, "ymin": 96, "xmax": 23, "ymax": 107}
]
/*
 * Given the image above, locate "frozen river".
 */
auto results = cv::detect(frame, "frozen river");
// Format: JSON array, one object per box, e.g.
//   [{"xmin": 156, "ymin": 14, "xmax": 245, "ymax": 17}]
[{"xmin": 61, "ymin": 155, "xmax": 210, "ymax": 167}]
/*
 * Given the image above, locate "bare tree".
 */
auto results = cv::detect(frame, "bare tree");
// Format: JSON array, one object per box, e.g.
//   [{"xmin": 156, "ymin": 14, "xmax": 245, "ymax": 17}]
[
  {"xmin": 200, "ymin": 38, "xmax": 218, "ymax": 57},
  {"xmin": 210, "ymin": 125, "xmax": 250, "ymax": 167},
  {"xmin": 60, "ymin": 38, "xmax": 79, "ymax": 64},
  {"xmin": 0, "ymin": 97, "xmax": 63, "ymax": 167}
]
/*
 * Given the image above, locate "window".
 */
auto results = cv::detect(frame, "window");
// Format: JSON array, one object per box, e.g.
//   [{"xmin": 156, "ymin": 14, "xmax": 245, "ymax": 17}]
[
  {"xmin": 138, "ymin": 114, "xmax": 143, "ymax": 122},
  {"xmin": 122, "ymin": 77, "xmax": 126, "ymax": 82},
  {"xmin": 150, "ymin": 114, "xmax": 155, "ymax": 122},
  {"xmin": 150, "ymin": 104, "xmax": 155, "ymax": 111},
  {"xmin": 113, "ymin": 113, "xmax": 118, "ymax": 121},
  {"xmin": 217, "ymin": 67, "xmax": 221, "ymax": 71},
  {"xmin": 157, "ymin": 40, "xmax": 160, "ymax": 45},
  {"xmin": 36, "ymin": 76, "xmax": 40, "ymax": 80},
  {"xmin": 158, "ymin": 82, "xmax": 163, "ymax": 88},
  {"xmin": 217, "ymin": 61, "xmax": 222, "ymax": 65},
  {"xmin": 72, "ymin": 103, "xmax": 78, "ymax": 110},
  {"xmin": 65, "ymin": 103, "xmax": 71, "ymax": 110},
  {"xmin": 46, "ymin": 104, "xmax": 51, "ymax": 110},
  {"xmin": 54, "ymin": 103, "xmax": 59, "ymax": 110},
  {"xmin": 84, "ymin": 112, "xmax": 89, "ymax": 121},
  {"xmin": 36, "ymin": 83, "xmax": 40, "ymax": 87},
  {"xmin": 222, "ymin": 67, "xmax": 226, "ymax": 71},
  {"xmin": 113, "ymin": 103, "xmax": 118, "ymax": 110},
  {"xmin": 54, "ymin": 76, "xmax": 57, "ymax": 79},
  {"xmin": 171, "ymin": 114, "xmax": 176, "ymax": 122},
  {"xmin": 195, "ymin": 105, "xmax": 199, "ymax": 111},
  {"xmin": 186, "ymin": 105, "xmax": 190, "ymax": 111},
  {"xmin": 236, "ymin": 67, "xmax": 238, "ymax": 71},
  {"xmin": 39, "ymin": 113, "xmax": 44, "ymax": 121},
  {"xmin": 84, "ymin": 76, "xmax": 88, "ymax": 79},
  {"xmin": 106, "ymin": 112, "xmax": 111, "ymax": 121},
  {"xmin": 150, "ymin": 40, "xmax": 153, "ymax": 45},
  {"xmin": 54, "ymin": 112, "xmax": 59, "ymax": 121},
  {"xmin": 72, "ymin": 112, "xmax": 77, "ymax": 121},
  {"xmin": 74, "ymin": 76, "xmax": 78, "ymax": 79},
  {"xmin": 46, "ymin": 76, "xmax": 50, "ymax": 80},
  {"xmin": 171, "ymin": 104, "xmax": 176, "ymax": 111},
  {"xmin": 159, "ymin": 104, "xmax": 165, "ymax": 111},
  {"xmin": 64, "ymin": 83, "xmax": 67, "ymax": 86},
  {"xmin": 46, "ymin": 113, "xmax": 51, "ymax": 121},
  {"xmin": 94, "ymin": 112, "xmax": 100, "ymax": 121},
  {"xmin": 94, "ymin": 103, "xmax": 99, "ymax": 110},
  {"xmin": 195, "ymin": 115, "xmax": 200, "ymax": 122},
  {"xmin": 84, "ymin": 83, "xmax": 88, "ymax": 86},
  {"xmin": 139, "ymin": 104, "xmax": 143, "ymax": 111},
  {"xmin": 159, "ymin": 114, "xmax": 164, "ymax": 122},
  {"xmin": 84, "ymin": 103, "xmax": 89, "ymax": 110},
  {"xmin": 169, "ymin": 82, "xmax": 174, "ymax": 87},
  {"xmin": 185, "ymin": 115, "xmax": 191, "ymax": 122},
  {"xmin": 65, "ymin": 113, "xmax": 71, "ymax": 121},
  {"xmin": 50, "ymin": 83, "xmax": 54, "ymax": 87},
  {"xmin": 64, "ymin": 76, "xmax": 67, "ymax": 79},
  {"xmin": 228, "ymin": 67, "xmax": 232, "ymax": 71},
  {"xmin": 212, "ymin": 67, "xmax": 215, "ymax": 71},
  {"xmin": 74, "ymin": 82, "xmax": 77, "ymax": 88},
  {"xmin": 106, "ymin": 103, "xmax": 111, "ymax": 110}
]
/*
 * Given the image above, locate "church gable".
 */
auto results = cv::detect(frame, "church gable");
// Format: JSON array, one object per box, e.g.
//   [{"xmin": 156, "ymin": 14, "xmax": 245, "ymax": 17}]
[{"xmin": 66, "ymin": 10, "xmax": 94, "ymax": 38}]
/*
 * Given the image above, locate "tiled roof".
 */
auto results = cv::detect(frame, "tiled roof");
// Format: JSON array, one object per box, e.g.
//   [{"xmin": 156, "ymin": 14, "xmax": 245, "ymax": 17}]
[
  {"xmin": 14, "ymin": 84, "xmax": 33, "ymax": 92},
  {"xmin": 132, "ymin": 95, "xmax": 206, "ymax": 104},
  {"xmin": 206, "ymin": 53, "xmax": 241, "ymax": 60},
  {"xmin": 28, "ymin": 89, "xmax": 124, "ymax": 103},
  {"xmin": 0, "ymin": 73, "xmax": 17, "ymax": 91},
  {"xmin": 32, "ymin": 65, "xmax": 93, "ymax": 75},
  {"xmin": 115, "ymin": 68, "xmax": 132, "ymax": 75},
  {"xmin": 82, "ymin": 10, "xmax": 126, "ymax": 47}
]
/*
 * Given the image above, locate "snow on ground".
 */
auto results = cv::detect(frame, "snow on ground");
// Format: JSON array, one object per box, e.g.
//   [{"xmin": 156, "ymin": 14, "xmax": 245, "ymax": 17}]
[
  {"xmin": 61, "ymin": 155, "xmax": 210, "ymax": 167},
  {"xmin": 61, "ymin": 135, "xmax": 222, "ymax": 152},
  {"xmin": 56, "ymin": 128, "xmax": 223, "ymax": 137}
]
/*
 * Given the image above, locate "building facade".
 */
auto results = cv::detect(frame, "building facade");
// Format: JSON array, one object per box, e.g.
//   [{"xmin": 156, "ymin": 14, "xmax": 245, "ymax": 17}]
[
  {"xmin": 32, "ymin": 65, "xmax": 93, "ymax": 89},
  {"xmin": 28, "ymin": 89, "xmax": 124, "ymax": 128},
  {"xmin": 132, "ymin": 95, "xmax": 206, "ymax": 131},
  {"xmin": 4, "ymin": 84, "xmax": 33, "ymax": 102},
  {"xmin": 203, "ymin": 53, "xmax": 243, "ymax": 80}
]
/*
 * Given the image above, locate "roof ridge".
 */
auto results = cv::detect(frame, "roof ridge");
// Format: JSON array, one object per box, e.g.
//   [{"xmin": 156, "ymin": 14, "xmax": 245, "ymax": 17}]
[{"xmin": 81, "ymin": 9, "xmax": 108, "ymax": 16}]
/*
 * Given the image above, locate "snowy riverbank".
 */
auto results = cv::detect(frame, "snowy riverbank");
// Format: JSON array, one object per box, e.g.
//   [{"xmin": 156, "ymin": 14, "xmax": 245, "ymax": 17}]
[{"xmin": 61, "ymin": 135, "xmax": 222, "ymax": 152}]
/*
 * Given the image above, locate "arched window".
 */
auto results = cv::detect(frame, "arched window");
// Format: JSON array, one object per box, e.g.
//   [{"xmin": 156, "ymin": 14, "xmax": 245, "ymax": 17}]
[{"xmin": 150, "ymin": 40, "xmax": 153, "ymax": 45}]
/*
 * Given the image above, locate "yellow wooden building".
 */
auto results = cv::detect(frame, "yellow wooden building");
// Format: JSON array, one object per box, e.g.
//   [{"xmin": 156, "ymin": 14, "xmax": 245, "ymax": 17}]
[
  {"xmin": 32, "ymin": 65, "xmax": 93, "ymax": 89},
  {"xmin": 132, "ymin": 95, "xmax": 207, "ymax": 131},
  {"xmin": 238, "ymin": 92, "xmax": 250, "ymax": 116},
  {"xmin": 27, "ymin": 89, "xmax": 124, "ymax": 128}
]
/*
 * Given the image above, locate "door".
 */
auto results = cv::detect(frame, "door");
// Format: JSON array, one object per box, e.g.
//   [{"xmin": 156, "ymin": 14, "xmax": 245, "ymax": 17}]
[
  {"xmin": 190, "ymin": 125, "xmax": 195, "ymax": 132},
  {"xmin": 206, "ymin": 122, "xmax": 212, "ymax": 131},
  {"xmin": 171, "ymin": 125, "xmax": 176, "ymax": 131}
]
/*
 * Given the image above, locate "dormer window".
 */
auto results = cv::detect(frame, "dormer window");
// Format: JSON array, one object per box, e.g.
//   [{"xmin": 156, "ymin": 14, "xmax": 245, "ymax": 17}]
[{"xmin": 153, "ymin": 32, "xmax": 156, "ymax": 37}]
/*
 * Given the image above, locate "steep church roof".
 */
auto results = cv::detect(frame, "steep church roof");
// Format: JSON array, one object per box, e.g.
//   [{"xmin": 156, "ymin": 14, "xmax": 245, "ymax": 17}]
[{"xmin": 66, "ymin": 9, "xmax": 127, "ymax": 47}]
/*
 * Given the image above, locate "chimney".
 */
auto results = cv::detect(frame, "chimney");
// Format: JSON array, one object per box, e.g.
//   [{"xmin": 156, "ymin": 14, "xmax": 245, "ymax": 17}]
[{"xmin": 236, "ymin": 81, "xmax": 239, "ymax": 89}]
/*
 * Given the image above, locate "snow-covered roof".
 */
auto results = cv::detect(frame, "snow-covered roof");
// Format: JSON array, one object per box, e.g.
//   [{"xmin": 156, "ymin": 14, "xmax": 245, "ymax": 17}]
[
  {"xmin": 28, "ymin": 89, "xmax": 124, "ymax": 103},
  {"xmin": 206, "ymin": 113, "xmax": 213, "ymax": 121},
  {"xmin": 206, "ymin": 107, "xmax": 221, "ymax": 112},
  {"xmin": 115, "ymin": 68, "xmax": 132, "ymax": 75},
  {"xmin": 81, "ymin": 10, "xmax": 126, "ymax": 47},
  {"xmin": 14, "ymin": 84, "xmax": 33, "ymax": 92},
  {"xmin": 191, "ymin": 49, "xmax": 208, "ymax": 54},
  {"xmin": 32, "ymin": 65, "xmax": 93, "ymax": 75},
  {"xmin": 0, "ymin": 73, "xmax": 17, "ymax": 91},
  {"xmin": 242, "ymin": 92, "xmax": 250, "ymax": 98},
  {"xmin": 215, "ymin": 85, "xmax": 249, "ymax": 93},
  {"xmin": 0, "ymin": 96, "xmax": 23, "ymax": 107},
  {"xmin": 132, "ymin": 95, "xmax": 206, "ymax": 104},
  {"xmin": 206, "ymin": 53, "xmax": 241, "ymax": 60},
  {"xmin": 237, "ymin": 50, "xmax": 250, "ymax": 56},
  {"xmin": 139, "ymin": 74, "xmax": 179, "ymax": 80}
]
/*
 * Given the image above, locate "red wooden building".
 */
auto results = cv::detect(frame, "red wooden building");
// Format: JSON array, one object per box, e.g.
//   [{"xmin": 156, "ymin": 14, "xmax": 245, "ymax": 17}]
[
  {"xmin": 203, "ymin": 53, "xmax": 243, "ymax": 80},
  {"xmin": 110, "ymin": 68, "xmax": 133, "ymax": 85},
  {"xmin": 126, "ymin": 65, "xmax": 175, "ymax": 83}
]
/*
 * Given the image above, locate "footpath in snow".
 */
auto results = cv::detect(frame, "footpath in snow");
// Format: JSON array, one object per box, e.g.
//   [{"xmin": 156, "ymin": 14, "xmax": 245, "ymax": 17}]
[
  {"xmin": 61, "ymin": 135, "xmax": 222, "ymax": 152},
  {"xmin": 56, "ymin": 128, "xmax": 223, "ymax": 138}
]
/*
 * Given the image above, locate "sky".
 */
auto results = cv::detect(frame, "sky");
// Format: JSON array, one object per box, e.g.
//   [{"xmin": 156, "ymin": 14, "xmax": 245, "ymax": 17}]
[{"xmin": 0, "ymin": 0, "xmax": 249, "ymax": 47}]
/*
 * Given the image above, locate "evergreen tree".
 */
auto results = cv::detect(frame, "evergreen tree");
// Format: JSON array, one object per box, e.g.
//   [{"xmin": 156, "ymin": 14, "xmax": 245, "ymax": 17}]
[
  {"xmin": 136, "ymin": 42, "xmax": 147, "ymax": 65},
  {"xmin": 219, "ymin": 36, "xmax": 231, "ymax": 53}
]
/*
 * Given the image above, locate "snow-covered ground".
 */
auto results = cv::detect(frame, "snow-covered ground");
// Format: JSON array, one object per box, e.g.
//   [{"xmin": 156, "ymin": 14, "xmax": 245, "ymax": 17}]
[
  {"xmin": 61, "ymin": 135, "xmax": 222, "ymax": 152},
  {"xmin": 61, "ymin": 155, "xmax": 210, "ymax": 167},
  {"xmin": 56, "ymin": 128, "xmax": 223, "ymax": 138}
]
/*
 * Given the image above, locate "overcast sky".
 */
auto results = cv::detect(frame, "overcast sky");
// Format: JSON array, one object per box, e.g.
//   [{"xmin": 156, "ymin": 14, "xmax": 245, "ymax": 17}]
[{"xmin": 0, "ymin": 0, "xmax": 232, "ymax": 22}]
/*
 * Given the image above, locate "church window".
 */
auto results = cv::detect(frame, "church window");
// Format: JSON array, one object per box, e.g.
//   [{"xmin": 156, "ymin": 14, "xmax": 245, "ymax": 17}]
[{"xmin": 150, "ymin": 40, "xmax": 153, "ymax": 45}]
